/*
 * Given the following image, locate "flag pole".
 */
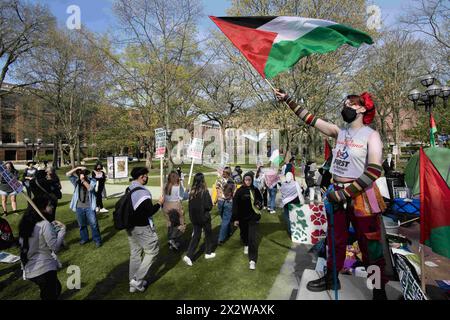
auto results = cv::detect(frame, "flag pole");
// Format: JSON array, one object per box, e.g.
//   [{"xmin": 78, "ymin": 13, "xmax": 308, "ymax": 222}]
[
  {"xmin": 188, "ymin": 157, "xmax": 195, "ymax": 187},
  {"xmin": 420, "ymin": 244, "xmax": 426, "ymax": 293},
  {"xmin": 21, "ymin": 192, "xmax": 48, "ymax": 222},
  {"xmin": 160, "ymin": 157, "xmax": 164, "ymax": 194}
]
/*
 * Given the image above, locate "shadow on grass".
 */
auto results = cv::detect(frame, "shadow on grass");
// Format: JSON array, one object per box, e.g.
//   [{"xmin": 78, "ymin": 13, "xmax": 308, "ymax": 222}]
[{"xmin": 0, "ymin": 263, "xmax": 24, "ymax": 295}]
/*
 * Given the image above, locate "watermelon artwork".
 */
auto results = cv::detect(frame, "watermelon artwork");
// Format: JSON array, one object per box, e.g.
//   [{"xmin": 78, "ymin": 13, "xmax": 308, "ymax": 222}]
[{"xmin": 289, "ymin": 203, "xmax": 327, "ymax": 244}]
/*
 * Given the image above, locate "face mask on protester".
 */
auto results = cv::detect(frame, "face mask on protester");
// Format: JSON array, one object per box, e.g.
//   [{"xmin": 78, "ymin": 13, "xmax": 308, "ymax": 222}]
[{"xmin": 341, "ymin": 105, "xmax": 365, "ymax": 123}]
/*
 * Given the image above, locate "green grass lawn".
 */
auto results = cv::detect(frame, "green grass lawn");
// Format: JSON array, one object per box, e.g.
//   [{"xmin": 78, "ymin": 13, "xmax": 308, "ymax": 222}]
[{"xmin": 0, "ymin": 194, "xmax": 291, "ymax": 300}]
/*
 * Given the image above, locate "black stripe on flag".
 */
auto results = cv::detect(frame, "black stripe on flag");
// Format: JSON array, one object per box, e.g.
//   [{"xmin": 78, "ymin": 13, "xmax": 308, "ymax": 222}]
[{"xmin": 215, "ymin": 16, "xmax": 277, "ymax": 29}]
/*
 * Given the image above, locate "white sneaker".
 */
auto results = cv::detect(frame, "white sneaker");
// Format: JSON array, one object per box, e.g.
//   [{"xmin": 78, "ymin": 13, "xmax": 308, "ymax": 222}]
[
  {"xmin": 183, "ymin": 256, "xmax": 193, "ymax": 266},
  {"xmin": 249, "ymin": 261, "xmax": 256, "ymax": 270},
  {"xmin": 129, "ymin": 280, "xmax": 147, "ymax": 293},
  {"xmin": 129, "ymin": 279, "xmax": 145, "ymax": 292},
  {"xmin": 99, "ymin": 208, "xmax": 109, "ymax": 213},
  {"xmin": 95, "ymin": 207, "xmax": 99, "ymax": 213},
  {"xmin": 270, "ymin": 210, "xmax": 276, "ymax": 214},
  {"xmin": 205, "ymin": 253, "xmax": 216, "ymax": 259},
  {"xmin": 244, "ymin": 246, "xmax": 249, "ymax": 255}
]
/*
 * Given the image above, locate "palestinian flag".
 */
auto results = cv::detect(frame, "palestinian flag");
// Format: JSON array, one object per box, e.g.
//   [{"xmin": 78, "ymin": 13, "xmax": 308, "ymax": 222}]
[
  {"xmin": 270, "ymin": 149, "xmax": 284, "ymax": 167},
  {"xmin": 210, "ymin": 16, "xmax": 373, "ymax": 79},
  {"xmin": 420, "ymin": 148, "xmax": 450, "ymax": 259},
  {"xmin": 430, "ymin": 114, "xmax": 437, "ymax": 147}
]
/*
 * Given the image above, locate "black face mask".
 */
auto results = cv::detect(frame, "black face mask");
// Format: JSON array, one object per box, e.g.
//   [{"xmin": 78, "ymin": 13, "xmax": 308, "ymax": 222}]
[{"xmin": 341, "ymin": 107, "xmax": 357, "ymax": 123}]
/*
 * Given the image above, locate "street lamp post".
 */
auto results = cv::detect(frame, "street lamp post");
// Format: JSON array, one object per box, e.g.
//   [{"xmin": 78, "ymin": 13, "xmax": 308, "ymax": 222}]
[
  {"xmin": 23, "ymin": 138, "xmax": 43, "ymax": 162},
  {"xmin": 408, "ymin": 74, "xmax": 449, "ymax": 113},
  {"xmin": 407, "ymin": 75, "xmax": 449, "ymax": 146}
]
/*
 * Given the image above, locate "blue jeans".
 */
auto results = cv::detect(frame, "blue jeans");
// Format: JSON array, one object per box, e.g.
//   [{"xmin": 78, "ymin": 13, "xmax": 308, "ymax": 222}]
[
  {"xmin": 268, "ymin": 187, "xmax": 277, "ymax": 211},
  {"xmin": 218, "ymin": 200, "xmax": 233, "ymax": 242},
  {"xmin": 76, "ymin": 207, "xmax": 102, "ymax": 245},
  {"xmin": 283, "ymin": 205, "xmax": 292, "ymax": 235}
]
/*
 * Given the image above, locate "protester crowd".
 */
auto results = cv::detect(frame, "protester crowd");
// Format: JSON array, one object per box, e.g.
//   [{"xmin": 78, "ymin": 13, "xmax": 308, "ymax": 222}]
[{"xmin": 1, "ymin": 155, "xmax": 325, "ymax": 299}]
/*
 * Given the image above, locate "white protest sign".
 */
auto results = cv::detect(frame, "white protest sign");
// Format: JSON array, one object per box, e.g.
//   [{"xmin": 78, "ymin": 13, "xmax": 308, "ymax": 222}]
[
  {"xmin": 155, "ymin": 128, "xmax": 167, "ymax": 158},
  {"xmin": 392, "ymin": 145, "xmax": 399, "ymax": 155},
  {"xmin": 188, "ymin": 138, "xmax": 204, "ymax": 160}
]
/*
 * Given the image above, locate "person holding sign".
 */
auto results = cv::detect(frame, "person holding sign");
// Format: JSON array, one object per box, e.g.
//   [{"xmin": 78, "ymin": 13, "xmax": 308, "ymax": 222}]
[
  {"xmin": 18, "ymin": 195, "xmax": 66, "ymax": 300},
  {"xmin": 275, "ymin": 89, "xmax": 388, "ymax": 300},
  {"xmin": 0, "ymin": 162, "xmax": 19, "ymax": 216},
  {"xmin": 232, "ymin": 172, "xmax": 263, "ymax": 270}
]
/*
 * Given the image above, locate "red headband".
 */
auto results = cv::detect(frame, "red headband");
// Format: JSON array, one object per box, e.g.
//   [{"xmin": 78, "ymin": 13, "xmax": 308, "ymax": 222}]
[{"xmin": 360, "ymin": 92, "xmax": 375, "ymax": 124}]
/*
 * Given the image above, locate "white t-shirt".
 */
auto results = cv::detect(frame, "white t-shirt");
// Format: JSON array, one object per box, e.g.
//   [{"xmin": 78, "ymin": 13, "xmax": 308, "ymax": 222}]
[{"xmin": 330, "ymin": 126, "xmax": 374, "ymax": 179}]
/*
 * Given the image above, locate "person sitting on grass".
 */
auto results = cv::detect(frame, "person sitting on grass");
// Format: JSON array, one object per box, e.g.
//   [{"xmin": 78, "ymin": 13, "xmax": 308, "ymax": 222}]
[
  {"xmin": 66, "ymin": 167, "xmax": 102, "ymax": 248},
  {"xmin": 19, "ymin": 194, "xmax": 66, "ymax": 300},
  {"xmin": 183, "ymin": 173, "xmax": 215, "ymax": 266}
]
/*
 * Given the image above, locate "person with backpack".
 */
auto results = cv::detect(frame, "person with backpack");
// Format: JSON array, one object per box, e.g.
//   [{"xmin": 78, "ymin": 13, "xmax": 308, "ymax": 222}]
[
  {"xmin": 182, "ymin": 173, "xmax": 215, "ymax": 266},
  {"xmin": 66, "ymin": 167, "xmax": 102, "ymax": 248},
  {"xmin": 0, "ymin": 216, "xmax": 16, "ymax": 250},
  {"xmin": 232, "ymin": 172, "xmax": 263, "ymax": 270},
  {"xmin": 125, "ymin": 167, "xmax": 164, "ymax": 293},
  {"xmin": 19, "ymin": 195, "xmax": 66, "ymax": 300}
]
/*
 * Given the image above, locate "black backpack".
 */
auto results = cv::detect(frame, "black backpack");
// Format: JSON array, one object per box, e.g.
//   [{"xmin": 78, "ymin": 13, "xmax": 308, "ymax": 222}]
[
  {"xmin": 0, "ymin": 217, "xmax": 14, "ymax": 250},
  {"xmin": 113, "ymin": 187, "xmax": 145, "ymax": 230}
]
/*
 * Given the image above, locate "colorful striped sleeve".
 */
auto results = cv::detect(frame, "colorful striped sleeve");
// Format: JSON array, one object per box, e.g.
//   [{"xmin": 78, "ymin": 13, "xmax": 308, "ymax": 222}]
[
  {"xmin": 285, "ymin": 96, "xmax": 318, "ymax": 127},
  {"xmin": 342, "ymin": 163, "xmax": 383, "ymax": 198}
]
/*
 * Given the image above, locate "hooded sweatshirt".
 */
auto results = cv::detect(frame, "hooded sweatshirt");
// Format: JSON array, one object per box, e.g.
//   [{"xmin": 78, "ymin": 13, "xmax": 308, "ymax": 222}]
[{"xmin": 232, "ymin": 172, "xmax": 263, "ymax": 222}]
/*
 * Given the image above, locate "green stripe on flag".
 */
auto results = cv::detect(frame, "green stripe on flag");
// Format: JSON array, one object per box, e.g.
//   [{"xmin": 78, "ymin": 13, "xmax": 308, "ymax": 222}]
[
  {"xmin": 264, "ymin": 25, "xmax": 373, "ymax": 79},
  {"xmin": 425, "ymin": 225, "xmax": 450, "ymax": 259}
]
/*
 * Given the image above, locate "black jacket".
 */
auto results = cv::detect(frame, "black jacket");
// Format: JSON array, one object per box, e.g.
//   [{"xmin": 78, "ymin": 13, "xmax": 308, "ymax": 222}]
[
  {"xmin": 188, "ymin": 190, "xmax": 213, "ymax": 225},
  {"xmin": 130, "ymin": 199, "xmax": 160, "ymax": 227},
  {"xmin": 232, "ymin": 186, "xmax": 263, "ymax": 222}
]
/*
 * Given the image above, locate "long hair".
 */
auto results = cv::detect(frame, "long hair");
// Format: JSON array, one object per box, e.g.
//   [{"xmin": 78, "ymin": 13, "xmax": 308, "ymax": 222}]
[
  {"xmin": 5, "ymin": 161, "xmax": 18, "ymax": 175},
  {"xmin": 18, "ymin": 195, "xmax": 52, "ymax": 266},
  {"xmin": 189, "ymin": 173, "xmax": 207, "ymax": 200},
  {"xmin": 164, "ymin": 171, "xmax": 180, "ymax": 196}
]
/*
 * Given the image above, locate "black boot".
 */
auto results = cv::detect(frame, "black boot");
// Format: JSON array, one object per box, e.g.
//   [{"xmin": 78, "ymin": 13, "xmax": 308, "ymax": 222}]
[
  {"xmin": 307, "ymin": 272, "xmax": 341, "ymax": 292},
  {"xmin": 372, "ymin": 288, "xmax": 388, "ymax": 300}
]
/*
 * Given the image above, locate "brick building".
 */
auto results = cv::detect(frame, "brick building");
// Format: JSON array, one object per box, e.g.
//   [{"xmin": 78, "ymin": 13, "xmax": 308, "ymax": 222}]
[{"xmin": 0, "ymin": 83, "xmax": 54, "ymax": 162}]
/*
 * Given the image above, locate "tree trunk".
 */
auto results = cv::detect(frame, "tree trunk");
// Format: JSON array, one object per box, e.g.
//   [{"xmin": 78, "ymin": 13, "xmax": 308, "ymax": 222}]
[
  {"xmin": 76, "ymin": 136, "xmax": 81, "ymax": 166},
  {"xmin": 59, "ymin": 140, "xmax": 65, "ymax": 167},
  {"xmin": 52, "ymin": 137, "xmax": 58, "ymax": 169},
  {"xmin": 69, "ymin": 145, "xmax": 75, "ymax": 169}
]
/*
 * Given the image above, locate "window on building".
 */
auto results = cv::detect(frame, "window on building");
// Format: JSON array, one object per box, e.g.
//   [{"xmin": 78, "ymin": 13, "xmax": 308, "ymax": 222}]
[
  {"xmin": 5, "ymin": 150, "xmax": 17, "ymax": 161},
  {"xmin": 2, "ymin": 132, "xmax": 16, "ymax": 143}
]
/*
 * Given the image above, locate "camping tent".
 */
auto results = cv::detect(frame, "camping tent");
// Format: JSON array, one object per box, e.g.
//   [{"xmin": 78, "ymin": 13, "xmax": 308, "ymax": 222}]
[{"xmin": 404, "ymin": 147, "xmax": 450, "ymax": 196}]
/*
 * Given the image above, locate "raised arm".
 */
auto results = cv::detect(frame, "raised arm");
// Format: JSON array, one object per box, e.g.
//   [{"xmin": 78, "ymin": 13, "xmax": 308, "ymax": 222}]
[
  {"xmin": 274, "ymin": 89, "xmax": 340, "ymax": 139},
  {"xmin": 66, "ymin": 166, "xmax": 85, "ymax": 177}
]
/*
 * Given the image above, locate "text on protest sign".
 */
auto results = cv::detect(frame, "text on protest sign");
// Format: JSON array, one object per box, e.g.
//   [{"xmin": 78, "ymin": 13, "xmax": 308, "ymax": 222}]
[
  {"xmin": 187, "ymin": 138, "xmax": 204, "ymax": 160},
  {"xmin": 0, "ymin": 162, "xmax": 23, "ymax": 193},
  {"xmin": 155, "ymin": 128, "xmax": 167, "ymax": 158}
]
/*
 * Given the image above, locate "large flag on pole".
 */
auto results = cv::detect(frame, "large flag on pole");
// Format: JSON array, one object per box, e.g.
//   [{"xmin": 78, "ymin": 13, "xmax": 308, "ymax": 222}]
[
  {"xmin": 419, "ymin": 148, "xmax": 450, "ymax": 259},
  {"xmin": 210, "ymin": 16, "xmax": 373, "ymax": 79},
  {"xmin": 429, "ymin": 114, "xmax": 437, "ymax": 147}
]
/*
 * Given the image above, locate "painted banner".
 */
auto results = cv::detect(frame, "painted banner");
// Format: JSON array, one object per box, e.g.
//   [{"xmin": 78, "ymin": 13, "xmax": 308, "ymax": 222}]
[
  {"xmin": 0, "ymin": 162, "xmax": 23, "ymax": 193},
  {"xmin": 187, "ymin": 138, "xmax": 204, "ymax": 160},
  {"xmin": 155, "ymin": 128, "xmax": 167, "ymax": 158},
  {"xmin": 289, "ymin": 203, "xmax": 327, "ymax": 245},
  {"xmin": 114, "ymin": 156, "xmax": 128, "ymax": 179}
]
